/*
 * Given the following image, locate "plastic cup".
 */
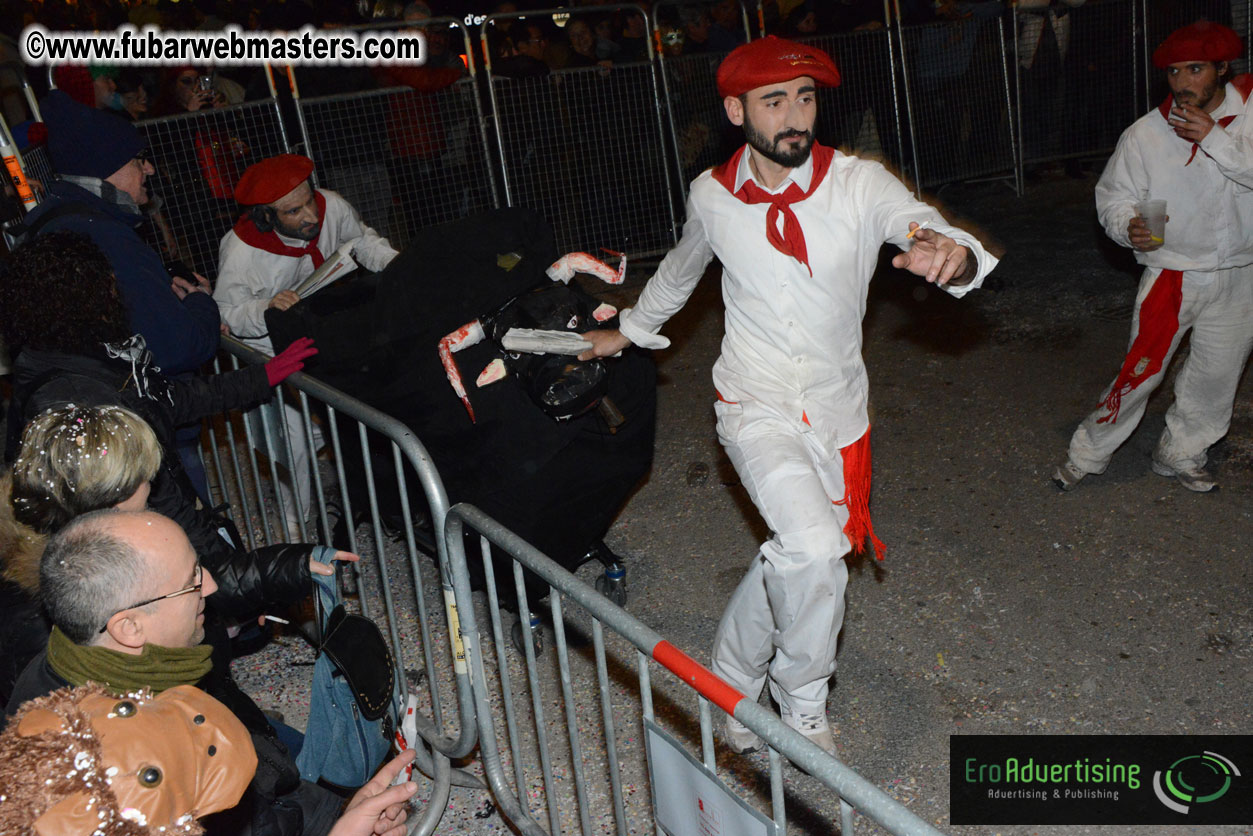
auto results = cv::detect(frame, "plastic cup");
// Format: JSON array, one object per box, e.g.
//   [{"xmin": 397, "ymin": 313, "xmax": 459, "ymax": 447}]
[{"xmin": 1137, "ymin": 199, "xmax": 1167, "ymax": 245}]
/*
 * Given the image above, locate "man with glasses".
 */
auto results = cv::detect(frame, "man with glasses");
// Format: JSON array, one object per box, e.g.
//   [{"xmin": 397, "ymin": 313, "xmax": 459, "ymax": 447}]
[
  {"xmin": 4, "ymin": 509, "xmax": 345, "ymax": 836},
  {"xmin": 25, "ymin": 90, "xmax": 221, "ymax": 378}
]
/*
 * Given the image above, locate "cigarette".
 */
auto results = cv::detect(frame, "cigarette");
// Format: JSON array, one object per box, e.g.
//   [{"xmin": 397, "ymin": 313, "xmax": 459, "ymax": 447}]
[
  {"xmin": 906, "ymin": 222, "xmax": 931, "ymax": 240},
  {"xmin": 262, "ymin": 615, "xmax": 291, "ymax": 625}
]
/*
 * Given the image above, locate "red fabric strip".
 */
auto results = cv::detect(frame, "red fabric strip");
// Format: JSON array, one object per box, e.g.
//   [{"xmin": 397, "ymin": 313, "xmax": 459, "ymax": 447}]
[
  {"xmin": 1098, "ymin": 269, "xmax": 1184, "ymax": 424},
  {"xmin": 833, "ymin": 428, "xmax": 885, "ymax": 561},
  {"xmin": 232, "ymin": 190, "xmax": 328, "ymax": 268},
  {"xmin": 653, "ymin": 640, "xmax": 745, "ymax": 716}
]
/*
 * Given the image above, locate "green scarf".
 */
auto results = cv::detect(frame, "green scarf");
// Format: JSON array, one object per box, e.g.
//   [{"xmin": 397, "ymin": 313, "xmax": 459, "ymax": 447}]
[{"xmin": 47, "ymin": 625, "xmax": 214, "ymax": 695}]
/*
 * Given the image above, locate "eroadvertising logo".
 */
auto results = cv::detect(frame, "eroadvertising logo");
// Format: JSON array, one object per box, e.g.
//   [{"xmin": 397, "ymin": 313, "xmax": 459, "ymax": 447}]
[{"xmin": 950, "ymin": 735, "xmax": 1252, "ymax": 825}]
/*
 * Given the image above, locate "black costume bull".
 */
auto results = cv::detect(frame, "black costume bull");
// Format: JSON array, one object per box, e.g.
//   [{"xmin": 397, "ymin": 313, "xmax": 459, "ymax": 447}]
[{"xmin": 265, "ymin": 208, "xmax": 656, "ymax": 604}]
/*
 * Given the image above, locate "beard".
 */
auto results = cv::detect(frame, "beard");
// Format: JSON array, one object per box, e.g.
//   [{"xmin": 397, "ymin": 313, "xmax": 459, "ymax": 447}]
[
  {"xmin": 275, "ymin": 218, "xmax": 320, "ymax": 241},
  {"xmin": 1174, "ymin": 78, "xmax": 1222, "ymax": 111},
  {"xmin": 743, "ymin": 113, "xmax": 814, "ymax": 168}
]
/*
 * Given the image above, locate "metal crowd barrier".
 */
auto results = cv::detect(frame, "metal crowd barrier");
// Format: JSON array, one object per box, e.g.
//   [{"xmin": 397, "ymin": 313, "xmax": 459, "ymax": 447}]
[
  {"xmin": 483, "ymin": 5, "xmax": 679, "ymax": 259},
  {"xmin": 799, "ymin": 26, "xmax": 907, "ymax": 169},
  {"xmin": 291, "ymin": 18, "xmax": 501, "ymax": 251},
  {"xmin": 135, "ymin": 98, "xmax": 292, "ymax": 278},
  {"xmin": 894, "ymin": 2, "xmax": 1018, "ymax": 190},
  {"xmin": 650, "ymin": 0, "xmax": 751, "ymax": 207},
  {"xmin": 444, "ymin": 502, "xmax": 947, "ymax": 836},
  {"xmin": 201, "ymin": 336, "xmax": 481, "ymax": 836},
  {"xmin": 1013, "ymin": 0, "xmax": 1138, "ymax": 171},
  {"xmin": 202, "ymin": 334, "xmax": 949, "ymax": 835}
]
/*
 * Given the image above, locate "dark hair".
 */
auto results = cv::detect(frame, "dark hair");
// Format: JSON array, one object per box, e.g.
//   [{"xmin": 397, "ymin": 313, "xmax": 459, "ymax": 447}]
[
  {"xmin": 249, "ymin": 204, "xmax": 278, "ymax": 233},
  {"xmin": 0, "ymin": 231, "xmax": 130, "ymax": 354}
]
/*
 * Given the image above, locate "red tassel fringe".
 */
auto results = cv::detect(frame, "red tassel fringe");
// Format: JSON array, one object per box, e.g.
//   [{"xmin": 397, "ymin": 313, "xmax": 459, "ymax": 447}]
[{"xmin": 835, "ymin": 429, "xmax": 886, "ymax": 561}]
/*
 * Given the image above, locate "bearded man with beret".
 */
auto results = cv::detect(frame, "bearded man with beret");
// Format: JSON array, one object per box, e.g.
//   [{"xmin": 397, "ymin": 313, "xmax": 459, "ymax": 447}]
[
  {"xmin": 213, "ymin": 155, "xmax": 398, "ymax": 534},
  {"xmin": 579, "ymin": 37, "xmax": 998, "ymax": 753},
  {"xmin": 1054, "ymin": 22, "xmax": 1253, "ymax": 493}
]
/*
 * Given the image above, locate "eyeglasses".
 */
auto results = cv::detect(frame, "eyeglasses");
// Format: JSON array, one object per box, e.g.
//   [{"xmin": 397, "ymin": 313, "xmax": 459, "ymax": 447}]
[
  {"xmin": 662, "ymin": 32, "xmax": 685, "ymax": 45},
  {"xmin": 98, "ymin": 563, "xmax": 203, "ymax": 634}
]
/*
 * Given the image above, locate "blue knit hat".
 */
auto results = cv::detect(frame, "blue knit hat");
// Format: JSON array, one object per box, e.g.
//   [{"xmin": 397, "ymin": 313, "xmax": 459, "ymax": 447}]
[{"xmin": 42, "ymin": 90, "xmax": 147, "ymax": 180}]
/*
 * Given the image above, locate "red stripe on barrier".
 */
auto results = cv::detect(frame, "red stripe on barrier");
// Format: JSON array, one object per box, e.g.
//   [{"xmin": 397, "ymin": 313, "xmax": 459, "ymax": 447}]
[{"xmin": 652, "ymin": 640, "xmax": 746, "ymax": 716}]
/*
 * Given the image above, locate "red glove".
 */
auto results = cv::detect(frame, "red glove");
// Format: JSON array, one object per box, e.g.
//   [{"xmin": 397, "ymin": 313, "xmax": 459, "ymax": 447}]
[{"xmin": 265, "ymin": 336, "xmax": 318, "ymax": 386}]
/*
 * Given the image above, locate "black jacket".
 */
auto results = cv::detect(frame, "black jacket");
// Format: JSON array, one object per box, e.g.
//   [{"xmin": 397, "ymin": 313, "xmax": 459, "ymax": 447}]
[{"xmin": 5, "ymin": 345, "xmax": 312, "ymax": 621}]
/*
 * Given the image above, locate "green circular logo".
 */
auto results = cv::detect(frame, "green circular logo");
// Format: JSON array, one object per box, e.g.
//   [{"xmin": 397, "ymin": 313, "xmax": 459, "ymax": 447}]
[{"xmin": 1153, "ymin": 751, "xmax": 1241, "ymax": 814}]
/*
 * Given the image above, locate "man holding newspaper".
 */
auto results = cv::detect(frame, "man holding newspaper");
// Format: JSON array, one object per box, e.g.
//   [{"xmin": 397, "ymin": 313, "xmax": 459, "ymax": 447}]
[{"xmin": 214, "ymin": 154, "xmax": 399, "ymax": 537}]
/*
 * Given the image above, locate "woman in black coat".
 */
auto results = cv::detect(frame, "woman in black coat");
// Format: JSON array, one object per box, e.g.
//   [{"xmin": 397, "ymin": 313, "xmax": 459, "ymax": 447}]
[{"xmin": 0, "ymin": 230, "xmax": 336, "ymax": 621}]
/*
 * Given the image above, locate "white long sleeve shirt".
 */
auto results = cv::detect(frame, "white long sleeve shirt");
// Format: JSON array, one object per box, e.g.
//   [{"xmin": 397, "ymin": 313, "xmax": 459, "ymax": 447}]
[
  {"xmin": 214, "ymin": 188, "xmax": 399, "ymax": 349},
  {"xmin": 1095, "ymin": 79, "xmax": 1253, "ymax": 273},
  {"xmin": 619, "ymin": 147, "xmax": 999, "ymax": 454}
]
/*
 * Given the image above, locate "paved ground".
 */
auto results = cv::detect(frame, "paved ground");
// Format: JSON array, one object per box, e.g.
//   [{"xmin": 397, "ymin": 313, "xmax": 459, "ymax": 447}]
[{"xmin": 229, "ymin": 169, "xmax": 1251, "ymax": 836}]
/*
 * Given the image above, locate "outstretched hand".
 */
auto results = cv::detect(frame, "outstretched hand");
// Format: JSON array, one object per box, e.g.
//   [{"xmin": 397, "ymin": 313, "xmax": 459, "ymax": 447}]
[
  {"xmin": 311, "ymin": 550, "xmax": 359, "ymax": 576},
  {"xmin": 265, "ymin": 336, "xmax": 318, "ymax": 386},
  {"xmin": 577, "ymin": 329, "xmax": 632, "ymax": 361},
  {"xmin": 328, "ymin": 750, "xmax": 418, "ymax": 836},
  {"xmin": 892, "ymin": 222, "xmax": 973, "ymax": 286}
]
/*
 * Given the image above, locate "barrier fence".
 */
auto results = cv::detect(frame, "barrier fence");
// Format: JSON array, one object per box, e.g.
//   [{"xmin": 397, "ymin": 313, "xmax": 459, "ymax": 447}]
[
  {"xmin": 199, "ymin": 334, "xmax": 949, "ymax": 835},
  {"xmin": 483, "ymin": 5, "xmax": 678, "ymax": 258},
  {"xmin": 203, "ymin": 337, "xmax": 478, "ymax": 836},
  {"xmin": 4, "ymin": 4, "xmax": 1250, "ymax": 260},
  {"xmin": 137, "ymin": 98, "xmax": 292, "ymax": 278}
]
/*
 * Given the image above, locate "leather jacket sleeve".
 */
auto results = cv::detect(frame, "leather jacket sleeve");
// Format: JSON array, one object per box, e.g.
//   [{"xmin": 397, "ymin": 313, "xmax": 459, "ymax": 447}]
[{"xmin": 197, "ymin": 534, "xmax": 314, "ymax": 622}]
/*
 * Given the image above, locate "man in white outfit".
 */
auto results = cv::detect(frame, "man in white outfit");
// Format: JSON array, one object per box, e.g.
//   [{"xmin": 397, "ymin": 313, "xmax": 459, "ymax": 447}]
[
  {"xmin": 579, "ymin": 37, "xmax": 998, "ymax": 754},
  {"xmin": 214, "ymin": 154, "xmax": 399, "ymax": 536},
  {"xmin": 1054, "ymin": 22, "xmax": 1253, "ymax": 493}
]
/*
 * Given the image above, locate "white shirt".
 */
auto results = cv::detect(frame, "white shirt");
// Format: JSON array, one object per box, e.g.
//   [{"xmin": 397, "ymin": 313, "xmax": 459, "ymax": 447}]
[
  {"xmin": 1095, "ymin": 80, "xmax": 1253, "ymax": 273},
  {"xmin": 620, "ymin": 148, "xmax": 999, "ymax": 453},
  {"xmin": 214, "ymin": 188, "xmax": 399, "ymax": 349}
]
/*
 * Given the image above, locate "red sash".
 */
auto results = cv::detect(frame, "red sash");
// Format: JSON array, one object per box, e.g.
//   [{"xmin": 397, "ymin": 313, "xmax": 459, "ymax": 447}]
[
  {"xmin": 710, "ymin": 143, "xmax": 835, "ymax": 277},
  {"xmin": 1098, "ymin": 269, "xmax": 1183, "ymax": 424},
  {"xmin": 232, "ymin": 190, "xmax": 328, "ymax": 269}
]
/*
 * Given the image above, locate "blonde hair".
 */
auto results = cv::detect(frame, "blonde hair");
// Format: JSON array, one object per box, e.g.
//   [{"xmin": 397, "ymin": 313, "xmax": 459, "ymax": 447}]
[{"xmin": 10, "ymin": 405, "xmax": 163, "ymax": 534}]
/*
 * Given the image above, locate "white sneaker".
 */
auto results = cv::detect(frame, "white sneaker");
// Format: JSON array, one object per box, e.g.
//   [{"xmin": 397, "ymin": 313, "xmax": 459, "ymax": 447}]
[
  {"xmin": 724, "ymin": 715, "xmax": 763, "ymax": 754},
  {"xmin": 1052, "ymin": 459, "xmax": 1087, "ymax": 491},
  {"xmin": 1151, "ymin": 460, "xmax": 1216, "ymax": 492},
  {"xmin": 782, "ymin": 710, "xmax": 836, "ymax": 756}
]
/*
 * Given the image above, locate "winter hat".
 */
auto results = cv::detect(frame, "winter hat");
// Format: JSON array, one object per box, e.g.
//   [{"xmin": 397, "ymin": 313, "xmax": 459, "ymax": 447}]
[{"xmin": 41, "ymin": 90, "xmax": 147, "ymax": 180}]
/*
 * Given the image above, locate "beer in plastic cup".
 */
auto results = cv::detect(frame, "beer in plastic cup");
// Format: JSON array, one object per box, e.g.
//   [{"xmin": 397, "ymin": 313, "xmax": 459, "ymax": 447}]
[{"xmin": 1136, "ymin": 199, "xmax": 1167, "ymax": 245}]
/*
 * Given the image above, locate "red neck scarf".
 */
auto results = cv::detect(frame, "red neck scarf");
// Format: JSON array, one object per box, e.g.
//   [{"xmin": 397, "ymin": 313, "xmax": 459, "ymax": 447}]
[
  {"xmin": 232, "ymin": 190, "xmax": 328, "ymax": 268},
  {"xmin": 1158, "ymin": 73, "xmax": 1253, "ymax": 165},
  {"xmin": 711, "ymin": 143, "xmax": 836, "ymax": 276}
]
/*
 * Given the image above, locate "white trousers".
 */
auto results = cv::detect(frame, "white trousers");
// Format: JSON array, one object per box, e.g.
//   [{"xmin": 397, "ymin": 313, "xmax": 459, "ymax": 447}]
[
  {"xmin": 1068, "ymin": 264, "xmax": 1253, "ymax": 473},
  {"xmin": 710, "ymin": 405, "xmax": 851, "ymax": 716},
  {"xmin": 247, "ymin": 396, "xmax": 316, "ymax": 540}
]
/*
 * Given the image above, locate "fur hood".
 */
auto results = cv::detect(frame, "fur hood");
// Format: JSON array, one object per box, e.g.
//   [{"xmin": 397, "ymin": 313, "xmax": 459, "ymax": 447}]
[{"xmin": 0, "ymin": 473, "xmax": 46, "ymax": 598}]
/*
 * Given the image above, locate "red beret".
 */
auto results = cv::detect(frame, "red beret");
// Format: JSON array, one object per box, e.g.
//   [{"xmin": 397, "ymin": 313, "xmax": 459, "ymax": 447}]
[
  {"xmin": 716, "ymin": 35, "xmax": 840, "ymax": 99},
  {"xmin": 234, "ymin": 154, "xmax": 315, "ymax": 205},
  {"xmin": 1152, "ymin": 21, "xmax": 1243, "ymax": 68}
]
